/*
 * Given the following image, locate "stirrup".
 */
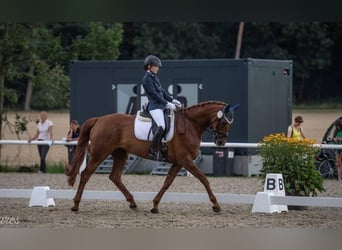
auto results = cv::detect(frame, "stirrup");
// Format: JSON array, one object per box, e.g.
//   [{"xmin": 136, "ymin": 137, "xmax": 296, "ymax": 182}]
[{"xmin": 148, "ymin": 151, "xmax": 165, "ymax": 161}]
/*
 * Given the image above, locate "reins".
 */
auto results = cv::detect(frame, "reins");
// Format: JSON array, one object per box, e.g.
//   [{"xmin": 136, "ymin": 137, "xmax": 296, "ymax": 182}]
[
  {"xmin": 177, "ymin": 107, "xmax": 225, "ymax": 138},
  {"xmin": 175, "ymin": 102, "xmax": 233, "ymax": 139},
  {"xmin": 176, "ymin": 107, "xmax": 186, "ymax": 135}
]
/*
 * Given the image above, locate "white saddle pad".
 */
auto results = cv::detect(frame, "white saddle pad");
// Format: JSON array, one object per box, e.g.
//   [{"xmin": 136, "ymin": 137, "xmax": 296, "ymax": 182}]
[{"xmin": 134, "ymin": 110, "xmax": 175, "ymax": 141}]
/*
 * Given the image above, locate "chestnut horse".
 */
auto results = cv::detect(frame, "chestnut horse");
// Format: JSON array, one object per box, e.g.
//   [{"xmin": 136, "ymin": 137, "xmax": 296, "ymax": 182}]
[{"xmin": 66, "ymin": 101, "xmax": 239, "ymax": 213}]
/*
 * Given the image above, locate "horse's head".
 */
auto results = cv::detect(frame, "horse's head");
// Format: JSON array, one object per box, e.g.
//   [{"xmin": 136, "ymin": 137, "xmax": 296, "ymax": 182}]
[{"xmin": 211, "ymin": 103, "xmax": 240, "ymax": 146}]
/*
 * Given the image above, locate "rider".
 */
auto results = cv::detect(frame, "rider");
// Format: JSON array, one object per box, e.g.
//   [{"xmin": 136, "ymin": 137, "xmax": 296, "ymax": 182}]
[{"xmin": 142, "ymin": 55, "xmax": 182, "ymax": 159}]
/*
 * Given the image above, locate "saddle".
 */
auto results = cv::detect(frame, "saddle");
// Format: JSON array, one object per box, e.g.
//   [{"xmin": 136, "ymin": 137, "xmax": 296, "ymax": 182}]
[
  {"xmin": 138, "ymin": 104, "xmax": 171, "ymax": 138},
  {"xmin": 134, "ymin": 105, "xmax": 175, "ymax": 142}
]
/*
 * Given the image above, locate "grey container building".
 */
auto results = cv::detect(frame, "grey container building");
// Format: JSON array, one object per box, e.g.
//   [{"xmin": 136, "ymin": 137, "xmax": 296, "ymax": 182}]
[{"xmin": 70, "ymin": 58, "xmax": 292, "ymax": 175}]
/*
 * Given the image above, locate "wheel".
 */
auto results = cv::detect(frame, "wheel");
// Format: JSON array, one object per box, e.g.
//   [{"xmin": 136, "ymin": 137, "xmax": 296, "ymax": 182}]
[{"xmin": 318, "ymin": 159, "xmax": 337, "ymax": 179}]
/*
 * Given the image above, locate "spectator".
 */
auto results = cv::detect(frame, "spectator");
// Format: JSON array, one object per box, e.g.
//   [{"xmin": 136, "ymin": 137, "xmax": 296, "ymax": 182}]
[
  {"xmin": 66, "ymin": 120, "xmax": 80, "ymax": 163},
  {"xmin": 287, "ymin": 115, "xmax": 305, "ymax": 139},
  {"xmin": 28, "ymin": 111, "xmax": 53, "ymax": 173},
  {"xmin": 333, "ymin": 119, "xmax": 342, "ymax": 181}
]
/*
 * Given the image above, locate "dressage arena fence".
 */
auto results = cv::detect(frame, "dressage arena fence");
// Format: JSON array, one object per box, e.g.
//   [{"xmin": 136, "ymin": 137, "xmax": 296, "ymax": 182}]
[
  {"xmin": 1, "ymin": 140, "xmax": 342, "ymax": 213},
  {"xmin": 1, "ymin": 186, "xmax": 342, "ymax": 213}
]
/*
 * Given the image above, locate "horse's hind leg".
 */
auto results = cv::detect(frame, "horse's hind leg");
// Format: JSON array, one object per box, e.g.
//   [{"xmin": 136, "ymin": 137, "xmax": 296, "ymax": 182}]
[
  {"xmin": 109, "ymin": 149, "xmax": 137, "ymax": 209},
  {"xmin": 71, "ymin": 158, "xmax": 103, "ymax": 212},
  {"xmin": 183, "ymin": 160, "xmax": 221, "ymax": 212},
  {"xmin": 151, "ymin": 164, "xmax": 182, "ymax": 214}
]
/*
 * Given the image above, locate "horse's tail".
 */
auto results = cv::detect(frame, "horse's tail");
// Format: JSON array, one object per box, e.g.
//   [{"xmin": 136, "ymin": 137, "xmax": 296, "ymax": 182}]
[{"xmin": 65, "ymin": 117, "xmax": 98, "ymax": 186}]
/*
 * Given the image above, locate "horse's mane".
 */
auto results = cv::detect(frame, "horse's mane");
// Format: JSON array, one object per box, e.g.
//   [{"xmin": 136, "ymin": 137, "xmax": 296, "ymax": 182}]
[{"xmin": 184, "ymin": 101, "xmax": 227, "ymax": 111}]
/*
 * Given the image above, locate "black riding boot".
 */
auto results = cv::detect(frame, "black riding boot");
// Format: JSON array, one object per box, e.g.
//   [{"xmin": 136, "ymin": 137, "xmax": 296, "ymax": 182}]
[{"xmin": 148, "ymin": 126, "xmax": 165, "ymax": 160}]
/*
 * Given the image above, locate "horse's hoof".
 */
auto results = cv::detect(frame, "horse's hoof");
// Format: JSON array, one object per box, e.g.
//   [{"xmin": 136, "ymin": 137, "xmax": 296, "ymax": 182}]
[
  {"xmin": 212, "ymin": 206, "xmax": 221, "ymax": 213},
  {"xmin": 71, "ymin": 206, "xmax": 79, "ymax": 212},
  {"xmin": 150, "ymin": 208, "xmax": 159, "ymax": 214},
  {"xmin": 129, "ymin": 204, "xmax": 137, "ymax": 210}
]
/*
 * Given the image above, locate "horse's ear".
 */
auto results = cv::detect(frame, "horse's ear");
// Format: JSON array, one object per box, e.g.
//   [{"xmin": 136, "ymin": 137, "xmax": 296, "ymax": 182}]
[
  {"xmin": 223, "ymin": 104, "xmax": 231, "ymax": 114},
  {"xmin": 231, "ymin": 104, "xmax": 240, "ymax": 111}
]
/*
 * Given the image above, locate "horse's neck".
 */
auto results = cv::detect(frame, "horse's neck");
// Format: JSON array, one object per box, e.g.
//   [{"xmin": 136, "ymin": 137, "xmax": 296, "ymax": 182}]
[{"xmin": 185, "ymin": 105, "xmax": 218, "ymax": 131}]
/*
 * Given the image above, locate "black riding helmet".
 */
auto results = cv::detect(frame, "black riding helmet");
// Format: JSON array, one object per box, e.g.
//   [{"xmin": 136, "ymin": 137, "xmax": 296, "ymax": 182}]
[{"xmin": 144, "ymin": 55, "xmax": 162, "ymax": 70}]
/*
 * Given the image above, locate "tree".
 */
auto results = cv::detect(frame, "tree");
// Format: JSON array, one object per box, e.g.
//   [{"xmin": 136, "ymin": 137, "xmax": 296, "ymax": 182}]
[
  {"xmin": 21, "ymin": 24, "xmax": 66, "ymax": 111},
  {"xmin": 0, "ymin": 23, "xmax": 68, "ymax": 163},
  {"xmin": 2, "ymin": 23, "xmax": 66, "ymax": 111},
  {"xmin": 1, "ymin": 23, "xmax": 30, "ymax": 140},
  {"xmin": 30, "ymin": 62, "xmax": 69, "ymax": 110},
  {"xmin": 241, "ymin": 22, "xmax": 334, "ymax": 104},
  {"xmin": 281, "ymin": 23, "xmax": 333, "ymax": 103},
  {"xmin": 1, "ymin": 22, "xmax": 124, "ymax": 112},
  {"xmin": 0, "ymin": 23, "xmax": 31, "ymax": 161},
  {"xmin": 131, "ymin": 23, "xmax": 221, "ymax": 59},
  {"xmin": 72, "ymin": 22, "xmax": 123, "ymax": 60},
  {"xmin": 235, "ymin": 22, "xmax": 244, "ymax": 59}
]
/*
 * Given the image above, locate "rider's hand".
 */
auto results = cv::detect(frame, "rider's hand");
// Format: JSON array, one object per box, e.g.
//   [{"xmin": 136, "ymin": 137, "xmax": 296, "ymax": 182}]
[
  {"xmin": 166, "ymin": 102, "xmax": 176, "ymax": 110},
  {"xmin": 172, "ymin": 99, "xmax": 182, "ymax": 107}
]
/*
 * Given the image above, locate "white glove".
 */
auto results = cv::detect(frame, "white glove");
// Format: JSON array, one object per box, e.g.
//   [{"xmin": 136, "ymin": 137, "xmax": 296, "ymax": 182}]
[
  {"xmin": 166, "ymin": 102, "xmax": 176, "ymax": 110},
  {"xmin": 172, "ymin": 99, "xmax": 182, "ymax": 107}
]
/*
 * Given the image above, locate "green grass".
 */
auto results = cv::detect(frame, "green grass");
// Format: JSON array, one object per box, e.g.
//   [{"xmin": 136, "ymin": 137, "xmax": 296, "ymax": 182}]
[
  {"xmin": 0, "ymin": 165, "xmax": 20, "ymax": 172},
  {"xmin": 0, "ymin": 162, "xmax": 66, "ymax": 173},
  {"xmin": 46, "ymin": 162, "xmax": 66, "ymax": 173}
]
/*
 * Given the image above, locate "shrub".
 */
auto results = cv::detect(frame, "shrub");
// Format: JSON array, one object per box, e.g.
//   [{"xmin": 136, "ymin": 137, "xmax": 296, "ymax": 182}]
[
  {"xmin": 259, "ymin": 133, "xmax": 325, "ymax": 196},
  {"xmin": 46, "ymin": 162, "xmax": 66, "ymax": 173}
]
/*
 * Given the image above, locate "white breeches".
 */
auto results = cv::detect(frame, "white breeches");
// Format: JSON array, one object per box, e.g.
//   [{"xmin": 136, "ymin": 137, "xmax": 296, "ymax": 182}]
[{"xmin": 149, "ymin": 109, "xmax": 165, "ymax": 130}]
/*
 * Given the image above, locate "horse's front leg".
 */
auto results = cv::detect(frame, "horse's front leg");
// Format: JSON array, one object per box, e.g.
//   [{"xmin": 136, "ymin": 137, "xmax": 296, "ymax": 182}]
[
  {"xmin": 151, "ymin": 164, "xmax": 182, "ymax": 213},
  {"xmin": 109, "ymin": 149, "xmax": 137, "ymax": 209},
  {"xmin": 183, "ymin": 160, "xmax": 221, "ymax": 212}
]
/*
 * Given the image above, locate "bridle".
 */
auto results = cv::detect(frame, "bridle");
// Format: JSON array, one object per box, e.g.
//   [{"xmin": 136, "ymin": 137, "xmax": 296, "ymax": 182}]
[
  {"xmin": 209, "ymin": 104, "xmax": 239, "ymax": 140},
  {"xmin": 178, "ymin": 103, "xmax": 239, "ymax": 140}
]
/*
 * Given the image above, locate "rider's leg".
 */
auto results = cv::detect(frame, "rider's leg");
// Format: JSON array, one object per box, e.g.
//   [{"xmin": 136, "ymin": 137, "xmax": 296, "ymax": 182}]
[{"xmin": 149, "ymin": 109, "xmax": 165, "ymax": 159}]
